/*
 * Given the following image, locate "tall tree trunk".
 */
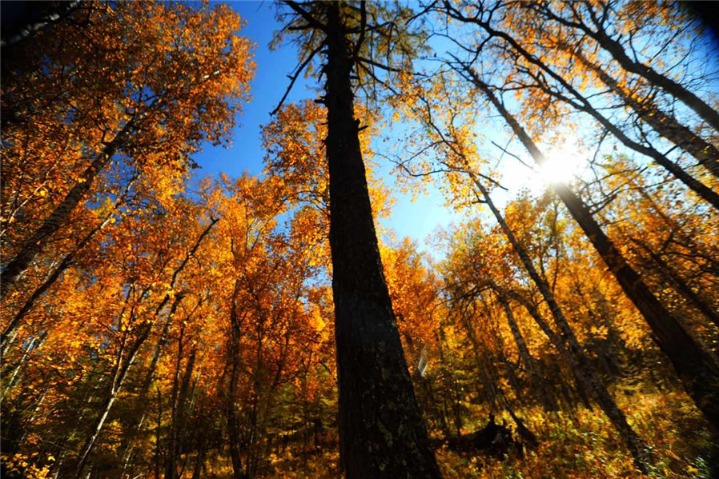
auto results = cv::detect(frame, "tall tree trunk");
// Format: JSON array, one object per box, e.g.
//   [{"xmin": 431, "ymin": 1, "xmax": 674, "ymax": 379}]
[
  {"xmin": 73, "ymin": 334, "xmax": 143, "ymax": 479},
  {"xmin": 226, "ymin": 279, "xmax": 247, "ymax": 479},
  {"xmin": 166, "ymin": 326, "xmax": 196, "ymax": 479},
  {"xmin": 1, "ymin": 120, "xmax": 133, "ymax": 297},
  {"xmin": 74, "ymin": 287, "xmax": 186, "ymax": 477},
  {"xmin": 504, "ymin": 289, "xmax": 593, "ymax": 410},
  {"xmin": 320, "ymin": 3, "xmax": 441, "ymax": 477},
  {"xmin": 476, "ymin": 76, "xmax": 719, "ymax": 433},
  {"xmin": 191, "ymin": 439, "xmax": 208, "ymax": 479}
]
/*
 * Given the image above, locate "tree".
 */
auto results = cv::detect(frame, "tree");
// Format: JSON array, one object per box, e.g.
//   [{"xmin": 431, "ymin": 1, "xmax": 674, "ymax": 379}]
[
  {"xmin": 275, "ymin": 2, "xmax": 442, "ymax": 477},
  {"xmin": 436, "ymin": 0, "xmax": 719, "ymax": 211},
  {"xmin": 464, "ymin": 67, "xmax": 719, "ymax": 433},
  {"xmin": 1, "ymin": 0, "xmax": 254, "ymax": 296},
  {"xmin": 390, "ymin": 60, "xmax": 654, "ymax": 469}
]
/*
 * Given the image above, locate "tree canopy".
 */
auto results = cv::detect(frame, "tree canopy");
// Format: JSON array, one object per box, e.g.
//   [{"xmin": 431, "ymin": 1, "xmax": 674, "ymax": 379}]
[{"xmin": 2, "ymin": 1, "xmax": 718, "ymax": 478}]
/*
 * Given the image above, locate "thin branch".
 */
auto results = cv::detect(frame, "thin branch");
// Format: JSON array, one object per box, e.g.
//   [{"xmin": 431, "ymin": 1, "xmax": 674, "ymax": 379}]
[{"xmin": 271, "ymin": 41, "xmax": 325, "ymax": 116}]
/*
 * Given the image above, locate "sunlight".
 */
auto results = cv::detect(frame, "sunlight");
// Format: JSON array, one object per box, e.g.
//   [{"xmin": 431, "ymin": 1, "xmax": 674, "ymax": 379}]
[
  {"xmin": 539, "ymin": 138, "xmax": 585, "ymax": 186},
  {"xmin": 497, "ymin": 136, "xmax": 587, "ymax": 196}
]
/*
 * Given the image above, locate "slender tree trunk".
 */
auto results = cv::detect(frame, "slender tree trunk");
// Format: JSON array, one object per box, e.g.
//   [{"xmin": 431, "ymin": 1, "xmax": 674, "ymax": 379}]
[
  {"xmin": 0, "ymin": 1, "xmax": 83, "ymax": 50},
  {"xmin": 585, "ymin": 8, "xmax": 719, "ymax": 132},
  {"xmin": 572, "ymin": 48, "xmax": 719, "ymax": 177},
  {"xmin": 505, "ymin": 290, "xmax": 592, "ymax": 410},
  {"xmin": 166, "ymin": 327, "xmax": 195, "ymax": 479},
  {"xmin": 0, "ymin": 333, "xmax": 44, "ymax": 400},
  {"xmin": 1, "ymin": 121, "xmax": 133, "ymax": 297},
  {"xmin": 74, "ymin": 337, "xmax": 141, "ymax": 478},
  {"xmin": 320, "ymin": 3, "xmax": 441, "ymax": 477},
  {"xmin": 477, "ymin": 77, "xmax": 719, "ymax": 432},
  {"xmin": 74, "ymin": 394, "xmax": 120, "ymax": 479},
  {"xmin": 155, "ymin": 387, "xmax": 163, "ymax": 479},
  {"xmin": 497, "ymin": 295, "xmax": 558, "ymax": 411},
  {"xmin": 226, "ymin": 281, "xmax": 246, "ymax": 479}
]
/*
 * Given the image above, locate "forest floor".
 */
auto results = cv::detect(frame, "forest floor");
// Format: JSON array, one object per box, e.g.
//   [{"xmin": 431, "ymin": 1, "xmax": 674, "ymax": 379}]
[{"xmin": 252, "ymin": 390, "xmax": 714, "ymax": 479}]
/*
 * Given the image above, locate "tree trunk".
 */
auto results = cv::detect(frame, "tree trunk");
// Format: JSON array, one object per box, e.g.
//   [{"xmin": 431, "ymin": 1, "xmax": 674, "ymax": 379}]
[
  {"xmin": 1, "ymin": 121, "xmax": 132, "ymax": 297},
  {"xmin": 322, "ymin": 3, "xmax": 441, "ymax": 477},
  {"xmin": 226, "ymin": 284, "xmax": 247, "ymax": 479},
  {"xmin": 73, "ymin": 292, "xmax": 184, "ymax": 478},
  {"xmin": 497, "ymin": 295, "xmax": 559, "ymax": 411},
  {"xmin": 166, "ymin": 327, "xmax": 196, "ymax": 479}
]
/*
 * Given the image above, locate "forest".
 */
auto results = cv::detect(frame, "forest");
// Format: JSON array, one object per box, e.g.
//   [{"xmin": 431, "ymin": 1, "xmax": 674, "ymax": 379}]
[{"xmin": 1, "ymin": 1, "xmax": 718, "ymax": 478}]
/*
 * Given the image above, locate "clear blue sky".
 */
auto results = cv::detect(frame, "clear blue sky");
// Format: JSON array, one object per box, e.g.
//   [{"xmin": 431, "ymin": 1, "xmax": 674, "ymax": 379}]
[{"xmin": 191, "ymin": 1, "xmax": 463, "ymax": 249}]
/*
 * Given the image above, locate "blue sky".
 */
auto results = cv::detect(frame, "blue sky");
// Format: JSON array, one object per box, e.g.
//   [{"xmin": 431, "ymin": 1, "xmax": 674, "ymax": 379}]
[{"xmin": 191, "ymin": 1, "xmax": 463, "ymax": 248}]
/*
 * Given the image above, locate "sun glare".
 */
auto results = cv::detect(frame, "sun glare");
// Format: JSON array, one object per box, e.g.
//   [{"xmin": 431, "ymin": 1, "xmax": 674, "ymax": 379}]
[
  {"xmin": 498, "ymin": 137, "xmax": 586, "ymax": 195},
  {"xmin": 540, "ymin": 139, "xmax": 584, "ymax": 186}
]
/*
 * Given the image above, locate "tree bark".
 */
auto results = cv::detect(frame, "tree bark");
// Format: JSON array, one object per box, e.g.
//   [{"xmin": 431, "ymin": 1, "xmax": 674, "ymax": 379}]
[{"xmin": 320, "ymin": 3, "xmax": 441, "ymax": 477}]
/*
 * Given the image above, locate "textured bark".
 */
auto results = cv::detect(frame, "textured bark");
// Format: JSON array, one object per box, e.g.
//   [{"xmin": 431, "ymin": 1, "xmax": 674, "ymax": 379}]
[
  {"xmin": 321, "ymin": 3, "xmax": 441, "ymax": 477},
  {"xmin": 478, "ymin": 79, "xmax": 719, "ymax": 433}
]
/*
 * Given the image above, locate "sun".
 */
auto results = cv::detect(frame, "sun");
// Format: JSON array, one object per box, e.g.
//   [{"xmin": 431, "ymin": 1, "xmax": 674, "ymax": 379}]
[
  {"xmin": 497, "ymin": 136, "xmax": 586, "ymax": 194},
  {"xmin": 539, "ymin": 138, "xmax": 585, "ymax": 186}
]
